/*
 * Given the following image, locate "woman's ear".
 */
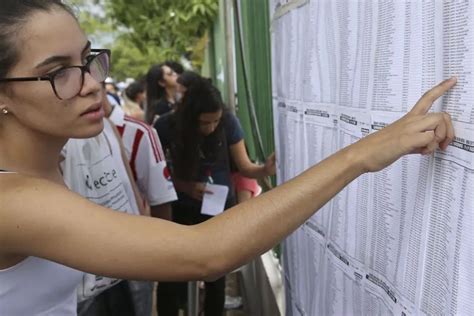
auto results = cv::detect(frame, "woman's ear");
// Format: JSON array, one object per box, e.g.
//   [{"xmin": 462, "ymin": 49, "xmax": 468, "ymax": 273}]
[{"xmin": 158, "ymin": 80, "xmax": 166, "ymax": 88}]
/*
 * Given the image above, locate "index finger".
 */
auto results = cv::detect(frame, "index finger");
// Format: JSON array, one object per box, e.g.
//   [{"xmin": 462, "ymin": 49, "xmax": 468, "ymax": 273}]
[{"xmin": 410, "ymin": 77, "xmax": 457, "ymax": 116}]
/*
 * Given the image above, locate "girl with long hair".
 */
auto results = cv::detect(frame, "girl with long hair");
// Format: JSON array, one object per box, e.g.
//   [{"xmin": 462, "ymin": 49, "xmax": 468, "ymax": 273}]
[
  {"xmin": 145, "ymin": 61, "xmax": 183, "ymax": 124},
  {"xmin": 154, "ymin": 75, "xmax": 276, "ymax": 315}
]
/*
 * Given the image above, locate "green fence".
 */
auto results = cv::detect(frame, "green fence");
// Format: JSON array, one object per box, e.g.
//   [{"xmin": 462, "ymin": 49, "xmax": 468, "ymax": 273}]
[
  {"xmin": 234, "ymin": 0, "xmax": 274, "ymax": 163},
  {"xmin": 203, "ymin": 0, "xmax": 274, "ymax": 166}
]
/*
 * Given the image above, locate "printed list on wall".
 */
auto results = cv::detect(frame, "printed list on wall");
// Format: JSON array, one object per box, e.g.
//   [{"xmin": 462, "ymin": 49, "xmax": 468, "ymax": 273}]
[{"xmin": 270, "ymin": 1, "xmax": 474, "ymax": 315}]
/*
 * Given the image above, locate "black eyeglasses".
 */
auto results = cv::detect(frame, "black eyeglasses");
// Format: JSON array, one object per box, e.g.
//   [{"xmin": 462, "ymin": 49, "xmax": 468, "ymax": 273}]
[{"xmin": 0, "ymin": 49, "xmax": 111, "ymax": 100}]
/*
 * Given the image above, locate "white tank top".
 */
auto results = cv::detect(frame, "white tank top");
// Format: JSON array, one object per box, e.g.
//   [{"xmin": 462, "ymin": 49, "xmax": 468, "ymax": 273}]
[
  {"xmin": 0, "ymin": 257, "xmax": 83, "ymax": 315},
  {"xmin": 0, "ymin": 171, "xmax": 83, "ymax": 315}
]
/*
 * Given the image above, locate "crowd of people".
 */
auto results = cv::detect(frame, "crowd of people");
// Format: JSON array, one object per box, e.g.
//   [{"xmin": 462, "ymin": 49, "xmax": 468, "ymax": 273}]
[
  {"xmin": 0, "ymin": 1, "xmax": 457, "ymax": 316},
  {"xmin": 67, "ymin": 52, "xmax": 271, "ymax": 316}
]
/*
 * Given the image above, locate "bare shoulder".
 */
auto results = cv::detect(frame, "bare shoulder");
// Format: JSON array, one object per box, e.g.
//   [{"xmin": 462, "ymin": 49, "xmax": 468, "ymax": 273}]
[
  {"xmin": 0, "ymin": 173, "xmax": 106, "ymax": 256},
  {"xmin": 0, "ymin": 174, "xmax": 67, "ymax": 237},
  {"xmin": 0, "ymin": 173, "xmax": 70, "ymax": 211},
  {"xmin": 0, "ymin": 173, "xmax": 49, "ymax": 213},
  {"xmin": 0, "ymin": 174, "xmax": 46, "ymax": 261}
]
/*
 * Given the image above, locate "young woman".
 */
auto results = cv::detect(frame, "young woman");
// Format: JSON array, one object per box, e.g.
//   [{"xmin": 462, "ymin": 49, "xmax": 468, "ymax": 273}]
[
  {"xmin": 0, "ymin": 1, "xmax": 455, "ymax": 315},
  {"xmin": 145, "ymin": 61, "xmax": 183, "ymax": 124},
  {"xmin": 154, "ymin": 75, "xmax": 276, "ymax": 315}
]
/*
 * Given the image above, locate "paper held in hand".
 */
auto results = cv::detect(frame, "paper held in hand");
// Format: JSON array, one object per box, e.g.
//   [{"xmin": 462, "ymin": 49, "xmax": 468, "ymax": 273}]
[{"xmin": 201, "ymin": 183, "xmax": 229, "ymax": 216}]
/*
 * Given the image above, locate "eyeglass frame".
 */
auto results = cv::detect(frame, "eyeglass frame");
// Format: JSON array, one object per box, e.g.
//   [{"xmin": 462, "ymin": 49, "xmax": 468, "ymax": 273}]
[{"xmin": 0, "ymin": 49, "xmax": 111, "ymax": 100}]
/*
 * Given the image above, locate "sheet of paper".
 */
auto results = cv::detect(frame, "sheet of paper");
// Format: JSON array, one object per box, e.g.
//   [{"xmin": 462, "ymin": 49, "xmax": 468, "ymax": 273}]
[
  {"xmin": 303, "ymin": 102, "xmax": 337, "ymax": 238},
  {"xmin": 200, "ymin": 184, "xmax": 229, "ymax": 216},
  {"xmin": 271, "ymin": 1, "xmax": 474, "ymax": 315}
]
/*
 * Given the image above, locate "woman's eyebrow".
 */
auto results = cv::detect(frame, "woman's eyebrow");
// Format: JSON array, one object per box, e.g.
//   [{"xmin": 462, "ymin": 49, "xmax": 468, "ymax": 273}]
[{"xmin": 35, "ymin": 41, "xmax": 91, "ymax": 69}]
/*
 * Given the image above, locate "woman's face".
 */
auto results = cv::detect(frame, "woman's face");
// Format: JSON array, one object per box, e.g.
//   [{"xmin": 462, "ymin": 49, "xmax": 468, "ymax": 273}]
[
  {"xmin": 198, "ymin": 110, "xmax": 222, "ymax": 136},
  {"xmin": 159, "ymin": 65, "xmax": 178, "ymax": 89},
  {"xmin": 0, "ymin": 8, "xmax": 104, "ymax": 139}
]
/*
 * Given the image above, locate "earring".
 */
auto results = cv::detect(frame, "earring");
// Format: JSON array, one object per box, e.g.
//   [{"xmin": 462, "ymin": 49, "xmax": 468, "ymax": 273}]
[{"xmin": 1, "ymin": 108, "xmax": 8, "ymax": 115}]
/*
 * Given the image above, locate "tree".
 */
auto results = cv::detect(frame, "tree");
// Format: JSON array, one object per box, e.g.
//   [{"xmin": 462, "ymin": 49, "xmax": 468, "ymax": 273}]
[
  {"xmin": 67, "ymin": 0, "xmax": 117, "ymax": 47},
  {"xmin": 67, "ymin": 0, "xmax": 218, "ymax": 81},
  {"xmin": 104, "ymin": 0, "xmax": 219, "ymax": 80}
]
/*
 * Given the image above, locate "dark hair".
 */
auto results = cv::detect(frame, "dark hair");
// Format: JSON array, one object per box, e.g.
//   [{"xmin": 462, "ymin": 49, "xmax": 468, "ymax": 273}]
[
  {"xmin": 177, "ymin": 71, "xmax": 203, "ymax": 90},
  {"xmin": 0, "ymin": 0, "xmax": 75, "ymax": 80},
  {"xmin": 125, "ymin": 80, "xmax": 146, "ymax": 102},
  {"xmin": 145, "ymin": 63, "xmax": 166, "ymax": 123},
  {"xmin": 167, "ymin": 61, "xmax": 184, "ymax": 75},
  {"xmin": 172, "ymin": 76, "xmax": 226, "ymax": 179},
  {"xmin": 145, "ymin": 61, "xmax": 184, "ymax": 124}
]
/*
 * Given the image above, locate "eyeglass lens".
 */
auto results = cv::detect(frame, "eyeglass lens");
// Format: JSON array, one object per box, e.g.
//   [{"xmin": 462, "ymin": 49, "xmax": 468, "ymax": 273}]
[{"xmin": 54, "ymin": 52, "xmax": 110, "ymax": 100}]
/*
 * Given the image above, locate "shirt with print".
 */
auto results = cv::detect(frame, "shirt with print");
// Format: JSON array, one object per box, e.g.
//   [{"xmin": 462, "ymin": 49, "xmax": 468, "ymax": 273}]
[
  {"xmin": 109, "ymin": 105, "xmax": 177, "ymax": 206},
  {"xmin": 61, "ymin": 119, "xmax": 140, "ymax": 302}
]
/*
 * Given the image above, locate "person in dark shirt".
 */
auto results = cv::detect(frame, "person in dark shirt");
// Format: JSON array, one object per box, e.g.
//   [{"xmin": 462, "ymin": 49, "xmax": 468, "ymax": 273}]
[
  {"xmin": 154, "ymin": 75, "xmax": 275, "ymax": 316},
  {"xmin": 145, "ymin": 61, "xmax": 184, "ymax": 124},
  {"xmin": 174, "ymin": 70, "xmax": 202, "ymax": 104}
]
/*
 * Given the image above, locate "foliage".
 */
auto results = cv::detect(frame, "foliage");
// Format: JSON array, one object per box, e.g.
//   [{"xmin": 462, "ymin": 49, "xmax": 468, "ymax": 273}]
[
  {"xmin": 109, "ymin": 34, "xmax": 161, "ymax": 81},
  {"xmin": 67, "ymin": 0, "xmax": 116, "ymax": 47},
  {"xmin": 67, "ymin": 0, "xmax": 218, "ymax": 81},
  {"xmin": 105, "ymin": 0, "xmax": 219, "ymax": 80}
]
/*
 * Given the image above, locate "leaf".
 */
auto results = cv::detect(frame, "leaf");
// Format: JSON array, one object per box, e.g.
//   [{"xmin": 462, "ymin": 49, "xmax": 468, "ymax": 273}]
[{"xmin": 87, "ymin": 0, "xmax": 220, "ymax": 78}]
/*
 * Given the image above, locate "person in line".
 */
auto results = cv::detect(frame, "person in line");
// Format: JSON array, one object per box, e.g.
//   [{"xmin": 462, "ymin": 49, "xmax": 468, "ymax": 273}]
[
  {"xmin": 232, "ymin": 172, "xmax": 263, "ymax": 203},
  {"xmin": 0, "ymin": 1, "xmax": 456, "ymax": 315},
  {"xmin": 154, "ymin": 75, "xmax": 277, "ymax": 315},
  {"xmin": 104, "ymin": 78, "xmax": 122, "ymax": 107},
  {"xmin": 122, "ymin": 79, "xmax": 146, "ymax": 121},
  {"xmin": 175, "ymin": 70, "xmax": 203, "ymax": 104},
  {"xmin": 225, "ymin": 172, "xmax": 263, "ymax": 312},
  {"xmin": 61, "ymin": 95, "xmax": 143, "ymax": 316},
  {"xmin": 106, "ymin": 88, "xmax": 178, "ymax": 220},
  {"xmin": 95, "ymin": 89, "xmax": 179, "ymax": 316},
  {"xmin": 145, "ymin": 61, "xmax": 184, "ymax": 124},
  {"xmin": 64, "ymin": 87, "xmax": 174, "ymax": 316}
]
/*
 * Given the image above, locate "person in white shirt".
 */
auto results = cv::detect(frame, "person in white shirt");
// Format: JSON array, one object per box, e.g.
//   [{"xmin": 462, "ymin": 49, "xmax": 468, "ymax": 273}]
[
  {"xmin": 62, "ymin": 90, "xmax": 173, "ymax": 316},
  {"xmin": 106, "ymin": 90, "xmax": 179, "ymax": 315},
  {"xmin": 106, "ymin": 94, "xmax": 177, "ymax": 220},
  {"xmin": 61, "ymin": 119, "xmax": 140, "ymax": 315}
]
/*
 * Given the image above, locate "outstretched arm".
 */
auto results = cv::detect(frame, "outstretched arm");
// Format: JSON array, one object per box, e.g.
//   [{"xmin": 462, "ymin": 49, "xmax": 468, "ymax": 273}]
[{"xmin": 0, "ymin": 78, "xmax": 456, "ymax": 282}]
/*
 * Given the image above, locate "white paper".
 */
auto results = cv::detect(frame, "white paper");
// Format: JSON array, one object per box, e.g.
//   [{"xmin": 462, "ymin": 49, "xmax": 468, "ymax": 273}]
[
  {"xmin": 271, "ymin": 1, "xmax": 474, "ymax": 315},
  {"xmin": 200, "ymin": 184, "xmax": 229, "ymax": 216}
]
